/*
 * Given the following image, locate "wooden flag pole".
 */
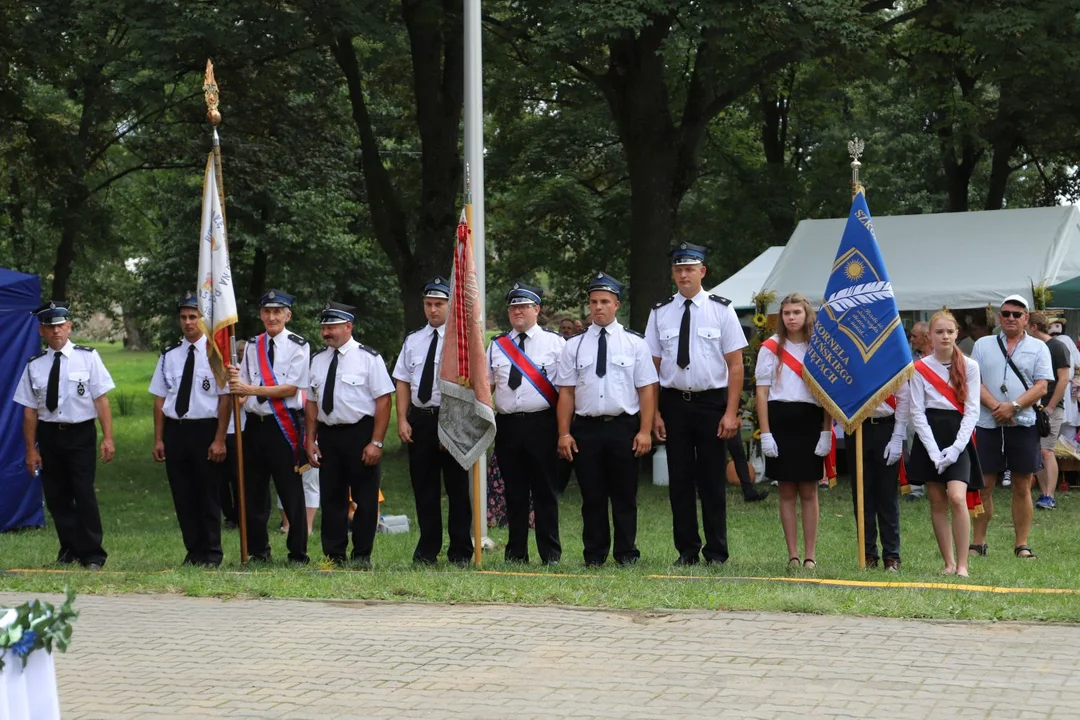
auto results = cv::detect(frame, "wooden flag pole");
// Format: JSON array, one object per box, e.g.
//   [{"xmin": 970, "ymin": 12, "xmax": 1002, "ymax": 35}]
[
  {"xmin": 472, "ymin": 461, "xmax": 482, "ymax": 566},
  {"xmin": 855, "ymin": 425, "xmax": 866, "ymax": 569},
  {"xmin": 206, "ymin": 60, "xmax": 248, "ymax": 563},
  {"xmin": 849, "ymin": 137, "xmax": 867, "ymax": 570}
]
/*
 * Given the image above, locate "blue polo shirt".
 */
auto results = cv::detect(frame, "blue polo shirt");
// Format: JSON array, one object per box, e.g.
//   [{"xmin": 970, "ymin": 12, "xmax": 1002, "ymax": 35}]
[{"xmin": 971, "ymin": 332, "xmax": 1052, "ymax": 429}]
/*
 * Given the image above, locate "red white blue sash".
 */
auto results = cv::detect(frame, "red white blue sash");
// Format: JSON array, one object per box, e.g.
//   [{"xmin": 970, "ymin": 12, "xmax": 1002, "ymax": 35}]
[
  {"xmin": 494, "ymin": 334, "xmax": 558, "ymax": 408},
  {"xmin": 256, "ymin": 333, "xmax": 305, "ymax": 469}
]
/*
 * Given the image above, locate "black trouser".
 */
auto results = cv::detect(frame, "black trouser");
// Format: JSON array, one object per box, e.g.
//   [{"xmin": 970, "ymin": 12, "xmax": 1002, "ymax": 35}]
[
  {"xmin": 555, "ymin": 457, "xmax": 574, "ymax": 495},
  {"xmin": 163, "ymin": 418, "xmax": 224, "ymax": 566},
  {"xmin": 572, "ymin": 413, "xmax": 641, "ymax": 565},
  {"xmin": 659, "ymin": 388, "xmax": 730, "ymax": 563},
  {"xmin": 37, "ymin": 420, "xmax": 106, "ymax": 567},
  {"xmin": 407, "ymin": 407, "xmax": 472, "ymax": 563},
  {"xmin": 318, "ymin": 417, "xmax": 380, "ymax": 562},
  {"xmin": 726, "ymin": 436, "xmax": 755, "ymax": 494},
  {"xmin": 220, "ymin": 434, "xmax": 240, "ymax": 525},
  {"xmin": 243, "ymin": 413, "xmax": 308, "ymax": 563},
  {"xmin": 846, "ymin": 417, "xmax": 901, "ymax": 562},
  {"xmin": 494, "ymin": 409, "xmax": 561, "ymax": 563}
]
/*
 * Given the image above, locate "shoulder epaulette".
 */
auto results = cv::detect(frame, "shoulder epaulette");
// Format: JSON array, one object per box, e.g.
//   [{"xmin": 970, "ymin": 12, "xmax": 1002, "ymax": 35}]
[
  {"xmin": 356, "ymin": 342, "xmax": 380, "ymax": 356},
  {"xmin": 653, "ymin": 297, "xmax": 674, "ymax": 309},
  {"xmin": 27, "ymin": 351, "xmax": 46, "ymax": 364},
  {"xmin": 73, "ymin": 344, "xmax": 95, "ymax": 352},
  {"xmin": 543, "ymin": 327, "xmax": 561, "ymax": 336},
  {"xmin": 248, "ymin": 336, "xmax": 257, "ymax": 343},
  {"xmin": 288, "ymin": 333, "xmax": 308, "ymax": 346},
  {"xmin": 624, "ymin": 328, "xmax": 645, "ymax": 339},
  {"xmin": 311, "ymin": 346, "xmax": 329, "ymax": 357},
  {"xmin": 405, "ymin": 326, "xmax": 426, "ymax": 338},
  {"xmin": 569, "ymin": 329, "xmax": 586, "ymax": 338},
  {"xmin": 161, "ymin": 342, "xmax": 181, "ymax": 355},
  {"xmin": 708, "ymin": 294, "xmax": 732, "ymax": 306}
]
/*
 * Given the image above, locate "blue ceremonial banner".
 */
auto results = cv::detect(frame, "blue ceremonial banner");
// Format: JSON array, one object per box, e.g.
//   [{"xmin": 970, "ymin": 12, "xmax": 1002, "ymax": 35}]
[{"xmin": 804, "ymin": 189, "xmax": 913, "ymax": 432}]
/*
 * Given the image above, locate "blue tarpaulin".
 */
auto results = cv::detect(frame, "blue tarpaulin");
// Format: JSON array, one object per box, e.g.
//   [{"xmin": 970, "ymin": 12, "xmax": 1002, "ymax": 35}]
[{"xmin": 0, "ymin": 269, "xmax": 44, "ymax": 532}]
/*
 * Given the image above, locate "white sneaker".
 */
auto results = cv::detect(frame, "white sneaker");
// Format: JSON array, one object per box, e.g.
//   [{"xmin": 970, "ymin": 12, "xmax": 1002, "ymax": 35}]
[{"xmin": 1002, "ymin": 470, "xmax": 1012, "ymax": 487}]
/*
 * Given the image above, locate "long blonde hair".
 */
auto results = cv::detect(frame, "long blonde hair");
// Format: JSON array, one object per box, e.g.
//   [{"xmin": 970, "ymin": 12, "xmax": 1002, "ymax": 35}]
[
  {"xmin": 775, "ymin": 292, "xmax": 815, "ymax": 381},
  {"xmin": 928, "ymin": 310, "xmax": 968, "ymax": 405}
]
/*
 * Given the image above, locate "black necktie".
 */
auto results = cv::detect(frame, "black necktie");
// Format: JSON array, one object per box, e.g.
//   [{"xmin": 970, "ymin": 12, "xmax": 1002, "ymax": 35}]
[
  {"xmin": 175, "ymin": 345, "xmax": 196, "ymax": 417},
  {"xmin": 258, "ymin": 337, "xmax": 274, "ymax": 404},
  {"xmin": 596, "ymin": 327, "xmax": 607, "ymax": 378},
  {"xmin": 508, "ymin": 334, "xmax": 525, "ymax": 390},
  {"xmin": 322, "ymin": 349, "xmax": 338, "ymax": 416},
  {"xmin": 46, "ymin": 351, "xmax": 61, "ymax": 412},
  {"xmin": 417, "ymin": 330, "xmax": 438, "ymax": 404},
  {"xmin": 677, "ymin": 298, "xmax": 692, "ymax": 369}
]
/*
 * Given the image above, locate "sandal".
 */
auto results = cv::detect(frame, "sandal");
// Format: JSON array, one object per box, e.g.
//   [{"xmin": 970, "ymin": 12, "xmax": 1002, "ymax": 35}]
[
  {"xmin": 968, "ymin": 543, "xmax": 988, "ymax": 557},
  {"xmin": 803, "ymin": 559, "xmax": 816, "ymax": 569},
  {"xmin": 788, "ymin": 557, "xmax": 801, "ymax": 568},
  {"xmin": 1014, "ymin": 545, "xmax": 1037, "ymax": 559}
]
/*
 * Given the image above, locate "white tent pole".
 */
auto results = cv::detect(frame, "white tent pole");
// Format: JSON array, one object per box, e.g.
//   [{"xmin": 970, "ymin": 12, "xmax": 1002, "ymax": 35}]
[{"xmin": 464, "ymin": 0, "xmax": 488, "ymax": 543}]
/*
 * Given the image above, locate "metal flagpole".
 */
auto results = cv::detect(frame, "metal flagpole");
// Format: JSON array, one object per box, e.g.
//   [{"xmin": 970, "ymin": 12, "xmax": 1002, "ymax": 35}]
[
  {"xmin": 849, "ymin": 137, "xmax": 866, "ymax": 570},
  {"xmin": 464, "ymin": 0, "xmax": 488, "ymax": 563},
  {"xmin": 205, "ymin": 60, "xmax": 248, "ymax": 563}
]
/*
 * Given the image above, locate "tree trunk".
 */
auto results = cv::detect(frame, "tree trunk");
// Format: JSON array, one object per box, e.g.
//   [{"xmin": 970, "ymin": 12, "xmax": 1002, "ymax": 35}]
[
  {"xmin": 331, "ymin": 0, "xmax": 463, "ymax": 333},
  {"xmin": 50, "ymin": 191, "xmax": 85, "ymax": 301}
]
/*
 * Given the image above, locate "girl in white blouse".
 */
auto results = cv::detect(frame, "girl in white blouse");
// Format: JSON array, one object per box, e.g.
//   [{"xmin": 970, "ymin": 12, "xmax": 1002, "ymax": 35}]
[
  {"xmin": 755, "ymin": 293, "xmax": 833, "ymax": 569},
  {"xmin": 908, "ymin": 310, "xmax": 983, "ymax": 577}
]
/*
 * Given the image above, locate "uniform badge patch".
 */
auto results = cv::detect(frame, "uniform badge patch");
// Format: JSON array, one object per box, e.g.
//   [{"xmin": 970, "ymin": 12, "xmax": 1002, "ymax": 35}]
[
  {"xmin": 202, "ymin": 378, "xmax": 211, "ymax": 392},
  {"xmin": 77, "ymin": 382, "xmax": 85, "ymax": 396}
]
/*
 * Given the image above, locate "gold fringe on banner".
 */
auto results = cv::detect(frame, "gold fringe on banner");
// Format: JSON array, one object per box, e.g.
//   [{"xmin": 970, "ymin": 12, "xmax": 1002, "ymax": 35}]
[{"xmin": 803, "ymin": 363, "xmax": 914, "ymax": 435}]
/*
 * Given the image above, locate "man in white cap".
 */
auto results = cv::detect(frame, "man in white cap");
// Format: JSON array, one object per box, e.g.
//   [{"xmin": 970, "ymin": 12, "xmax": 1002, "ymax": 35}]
[
  {"xmin": 13, "ymin": 302, "xmax": 115, "ymax": 568},
  {"xmin": 306, "ymin": 301, "xmax": 393, "ymax": 568},
  {"xmin": 645, "ymin": 242, "xmax": 747, "ymax": 566},
  {"xmin": 969, "ymin": 294, "xmax": 1052, "ymax": 560},
  {"xmin": 393, "ymin": 277, "xmax": 472, "ymax": 566}
]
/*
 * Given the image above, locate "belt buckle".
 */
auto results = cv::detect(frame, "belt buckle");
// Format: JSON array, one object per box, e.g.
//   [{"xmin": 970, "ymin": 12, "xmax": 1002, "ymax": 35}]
[
  {"xmin": 681, "ymin": 391, "xmax": 692, "ymax": 402},
  {"xmin": 603, "ymin": 415, "xmax": 615, "ymax": 422}
]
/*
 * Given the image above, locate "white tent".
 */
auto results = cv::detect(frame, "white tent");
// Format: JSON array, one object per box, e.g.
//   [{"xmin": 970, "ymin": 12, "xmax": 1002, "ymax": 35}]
[
  {"xmin": 761, "ymin": 205, "xmax": 1080, "ymax": 312},
  {"xmin": 707, "ymin": 246, "xmax": 784, "ymax": 310}
]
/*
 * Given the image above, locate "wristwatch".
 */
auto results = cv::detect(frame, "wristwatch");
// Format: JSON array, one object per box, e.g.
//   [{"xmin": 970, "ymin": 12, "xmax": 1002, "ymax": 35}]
[
  {"xmin": 371, "ymin": 440, "xmax": 384, "ymax": 449},
  {"xmin": 1011, "ymin": 401, "xmax": 1022, "ymax": 415}
]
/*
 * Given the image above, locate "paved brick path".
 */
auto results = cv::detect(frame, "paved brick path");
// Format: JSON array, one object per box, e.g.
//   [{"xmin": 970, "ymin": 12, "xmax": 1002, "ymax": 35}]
[{"xmin": 6, "ymin": 592, "xmax": 1079, "ymax": 719}]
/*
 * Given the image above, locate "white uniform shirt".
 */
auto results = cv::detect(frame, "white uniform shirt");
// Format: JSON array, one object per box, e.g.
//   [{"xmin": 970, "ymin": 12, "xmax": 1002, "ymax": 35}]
[
  {"xmin": 309, "ymin": 338, "xmax": 395, "ymax": 425},
  {"xmin": 555, "ymin": 321, "xmax": 658, "ymax": 416},
  {"xmin": 149, "ymin": 335, "xmax": 229, "ymax": 420},
  {"xmin": 753, "ymin": 338, "xmax": 818, "ymax": 405},
  {"xmin": 14, "ymin": 340, "xmax": 115, "ymax": 423},
  {"xmin": 487, "ymin": 324, "xmax": 565, "ymax": 413},
  {"xmin": 868, "ymin": 379, "xmax": 912, "ymax": 424},
  {"xmin": 910, "ymin": 354, "xmax": 981, "ymax": 452},
  {"xmin": 392, "ymin": 324, "xmax": 445, "ymax": 408},
  {"xmin": 645, "ymin": 289, "xmax": 747, "ymax": 391},
  {"xmin": 971, "ymin": 332, "xmax": 1052, "ymax": 429},
  {"xmin": 239, "ymin": 328, "xmax": 310, "ymax": 415}
]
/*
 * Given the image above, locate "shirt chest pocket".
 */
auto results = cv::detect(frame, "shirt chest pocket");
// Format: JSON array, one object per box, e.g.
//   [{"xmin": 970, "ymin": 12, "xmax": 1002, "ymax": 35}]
[
  {"xmin": 660, "ymin": 327, "xmax": 680, "ymax": 349},
  {"xmin": 491, "ymin": 354, "xmax": 511, "ymax": 383},
  {"xmin": 68, "ymin": 370, "xmax": 90, "ymax": 397},
  {"xmin": 339, "ymin": 373, "xmax": 367, "ymax": 398},
  {"xmin": 575, "ymin": 355, "xmax": 594, "ymax": 384},
  {"xmin": 197, "ymin": 373, "xmax": 216, "ymax": 394},
  {"xmin": 409, "ymin": 346, "xmax": 438, "ymax": 372},
  {"xmin": 697, "ymin": 327, "xmax": 723, "ymax": 355},
  {"xmin": 610, "ymin": 354, "xmax": 635, "ymax": 384}
]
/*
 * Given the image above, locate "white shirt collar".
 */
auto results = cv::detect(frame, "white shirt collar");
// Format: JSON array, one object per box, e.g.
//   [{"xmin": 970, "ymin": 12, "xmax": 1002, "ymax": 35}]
[
  {"xmin": 513, "ymin": 324, "xmax": 541, "ymax": 340},
  {"xmin": 676, "ymin": 289, "xmax": 708, "ymax": 307},
  {"xmin": 181, "ymin": 335, "xmax": 207, "ymax": 352},
  {"xmin": 335, "ymin": 337, "xmax": 359, "ymax": 355},
  {"xmin": 589, "ymin": 320, "xmax": 621, "ymax": 336},
  {"xmin": 428, "ymin": 323, "xmax": 446, "ymax": 338},
  {"xmin": 55, "ymin": 340, "xmax": 74, "ymax": 357}
]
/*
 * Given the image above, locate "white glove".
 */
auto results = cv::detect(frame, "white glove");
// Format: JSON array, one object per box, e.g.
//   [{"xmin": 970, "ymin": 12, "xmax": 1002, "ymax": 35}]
[
  {"xmin": 884, "ymin": 433, "xmax": 904, "ymax": 466},
  {"xmin": 761, "ymin": 432, "xmax": 779, "ymax": 458},
  {"xmin": 814, "ymin": 430, "xmax": 832, "ymax": 457},
  {"xmin": 935, "ymin": 445, "xmax": 961, "ymax": 474}
]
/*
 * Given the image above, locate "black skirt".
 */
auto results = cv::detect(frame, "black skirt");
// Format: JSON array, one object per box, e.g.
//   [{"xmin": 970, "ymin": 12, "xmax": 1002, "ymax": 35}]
[
  {"xmin": 908, "ymin": 408, "xmax": 984, "ymax": 489},
  {"xmin": 766, "ymin": 400, "xmax": 824, "ymax": 484}
]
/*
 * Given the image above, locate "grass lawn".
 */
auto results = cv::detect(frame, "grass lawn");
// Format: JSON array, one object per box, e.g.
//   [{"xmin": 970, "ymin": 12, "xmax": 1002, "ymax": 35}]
[{"xmin": 3, "ymin": 342, "xmax": 1080, "ymax": 622}]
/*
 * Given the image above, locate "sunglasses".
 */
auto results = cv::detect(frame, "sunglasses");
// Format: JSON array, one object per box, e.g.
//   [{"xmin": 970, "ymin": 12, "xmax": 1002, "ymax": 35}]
[{"xmin": 1000, "ymin": 310, "xmax": 1025, "ymax": 319}]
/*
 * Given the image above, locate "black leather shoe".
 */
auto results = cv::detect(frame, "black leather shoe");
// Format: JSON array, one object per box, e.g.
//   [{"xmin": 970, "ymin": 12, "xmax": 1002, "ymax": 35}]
[
  {"xmin": 413, "ymin": 556, "xmax": 438, "ymax": 567},
  {"xmin": 223, "ymin": 520, "xmax": 238, "ymax": 531},
  {"xmin": 248, "ymin": 553, "xmax": 273, "ymax": 564},
  {"xmin": 352, "ymin": 556, "xmax": 372, "ymax": 570},
  {"xmin": 616, "ymin": 556, "xmax": 639, "ymax": 567},
  {"xmin": 743, "ymin": 488, "xmax": 769, "ymax": 503},
  {"xmin": 85, "ymin": 563, "xmax": 104, "ymax": 571},
  {"xmin": 673, "ymin": 555, "xmax": 699, "ymax": 567}
]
